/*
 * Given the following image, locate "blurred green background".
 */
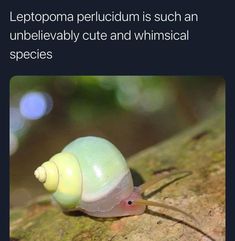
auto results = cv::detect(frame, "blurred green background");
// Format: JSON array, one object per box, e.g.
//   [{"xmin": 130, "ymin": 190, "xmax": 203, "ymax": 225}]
[{"xmin": 10, "ymin": 76, "xmax": 225, "ymax": 208}]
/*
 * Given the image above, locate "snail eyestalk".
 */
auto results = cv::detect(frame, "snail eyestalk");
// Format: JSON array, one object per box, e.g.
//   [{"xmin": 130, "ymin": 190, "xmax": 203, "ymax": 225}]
[
  {"xmin": 139, "ymin": 170, "xmax": 192, "ymax": 194},
  {"xmin": 134, "ymin": 199, "xmax": 197, "ymax": 223}
]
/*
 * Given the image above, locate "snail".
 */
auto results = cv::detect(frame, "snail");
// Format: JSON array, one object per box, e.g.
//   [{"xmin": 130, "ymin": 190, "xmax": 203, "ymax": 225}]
[{"xmin": 34, "ymin": 136, "xmax": 195, "ymax": 220}]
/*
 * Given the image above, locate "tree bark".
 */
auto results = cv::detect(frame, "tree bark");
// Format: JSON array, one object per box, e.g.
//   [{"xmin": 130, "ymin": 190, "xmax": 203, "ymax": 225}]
[{"xmin": 10, "ymin": 112, "xmax": 225, "ymax": 241}]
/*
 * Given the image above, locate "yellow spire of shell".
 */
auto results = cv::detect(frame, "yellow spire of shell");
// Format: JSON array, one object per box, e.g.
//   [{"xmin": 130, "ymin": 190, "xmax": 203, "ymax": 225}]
[
  {"xmin": 34, "ymin": 161, "xmax": 59, "ymax": 192},
  {"xmin": 34, "ymin": 152, "xmax": 82, "ymax": 209},
  {"xmin": 34, "ymin": 166, "xmax": 47, "ymax": 183}
]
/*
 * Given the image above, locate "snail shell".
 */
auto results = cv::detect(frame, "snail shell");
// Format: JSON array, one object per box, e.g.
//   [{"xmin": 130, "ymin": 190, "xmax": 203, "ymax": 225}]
[{"xmin": 34, "ymin": 136, "xmax": 134, "ymax": 212}]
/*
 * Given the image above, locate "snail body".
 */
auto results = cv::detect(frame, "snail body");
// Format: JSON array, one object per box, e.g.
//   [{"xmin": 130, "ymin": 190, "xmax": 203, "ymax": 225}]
[{"xmin": 34, "ymin": 136, "xmax": 194, "ymax": 220}]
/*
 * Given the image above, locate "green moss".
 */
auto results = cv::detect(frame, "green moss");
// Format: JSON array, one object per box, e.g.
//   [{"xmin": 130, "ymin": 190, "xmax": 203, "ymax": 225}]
[{"xmin": 10, "ymin": 209, "xmax": 27, "ymax": 223}]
